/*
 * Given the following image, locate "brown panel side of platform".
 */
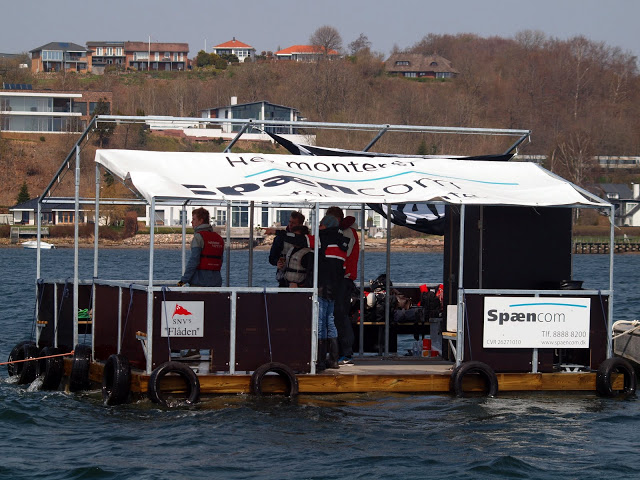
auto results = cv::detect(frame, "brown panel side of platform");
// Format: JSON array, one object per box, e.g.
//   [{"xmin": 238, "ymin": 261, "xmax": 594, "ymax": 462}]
[{"xmin": 235, "ymin": 292, "xmax": 312, "ymax": 373}]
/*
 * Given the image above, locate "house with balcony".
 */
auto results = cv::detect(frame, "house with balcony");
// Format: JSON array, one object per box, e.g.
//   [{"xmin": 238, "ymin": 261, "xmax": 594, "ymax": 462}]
[
  {"xmin": 211, "ymin": 37, "xmax": 255, "ymax": 63},
  {"xmin": 199, "ymin": 97, "xmax": 304, "ymax": 134},
  {"xmin": 10, "ymin": 198, "xmax": 92, "ymax": 226},
  {"xmin": 124, "ymin": 42, "xmax": 189, "ymax": 71},
  {"xmin": 0, "ymin": 84, "xmax": 112, "ymax": 133},
  {"xmin": 86, "ymin": 41, "xmax": 126, "ymax": 74},
  {"xmin": 30, "ymin": 42, "xmax": 89, "ymax": 74},
  {"xmin": 597, "ymin": 183, "xmax": 640, "ymax": 227},
  {"xmin": 385, "ymin": 53, "xmax": 458, "ymax": 79},
  {"xmin": 275, "ymin": 45, "xmax": 340, "ymax": 61}
]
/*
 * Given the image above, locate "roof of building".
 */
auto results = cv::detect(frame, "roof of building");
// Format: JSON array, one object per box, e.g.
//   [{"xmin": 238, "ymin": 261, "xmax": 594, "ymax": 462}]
[
  {"xmin": 202, "ymin": 100, "xmax": 300, "ymax": 113},
  {"xmin": 598, "ymin": 183, "xmax": 634, "ymax": 199},
  {"xmin": 385, "ymin": 53, "xmax": 458, "ymax": 74},
  {"xmin": 86, "ymin": 41, "xmax": 126, "ymax": 47},
  {"xmin": 275, "ymin": 45, "xmax": 339, "ymax": 56},
  {"xmin": 10, "ymin": 198, "xmax": 85, "ymax": 211},
  {"xmin": 125, "ymin": 42, "xmax": 189, "ymax": 52},
  {"xmin": 213, "ymin": 38, "xmax": 254, "ymax": 49},
  {"xmin": 30, "ymin": 42, "xmax": 87, "ymax": 53}
]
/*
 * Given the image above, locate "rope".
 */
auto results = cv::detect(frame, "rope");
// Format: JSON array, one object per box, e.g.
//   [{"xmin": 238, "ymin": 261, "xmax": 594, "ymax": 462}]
[
  {"xmin": 612, "ymin": 320, "xmax": 640, "ymax": 339},
  {"xmin": 53, "ymin": 278, "xmax": 71, "ymax": 339},
  {"xmin": 0, "ymin": 350, "xmax": 74, "ymax": 366},
  {"xmin": 30, "ymin": 279, "xmax": 46, "ymax": 342},
  {"xmin": 119, "ymin": 284, "xmax": 134, "ymax": 352},
  {"xmin": 263, "ymin": 287, "xmax": 273, "ymax": 363},
  {"xmin": 462, "ymin": 288, "xmax": 472, "ymax": 360},
  {"xmin": 82, "ymin": 277, "xmax": 96, "ymax": 344},
  {"xmin": 161, "ymin": 286, "xmax": 172, "ymax": 361}
]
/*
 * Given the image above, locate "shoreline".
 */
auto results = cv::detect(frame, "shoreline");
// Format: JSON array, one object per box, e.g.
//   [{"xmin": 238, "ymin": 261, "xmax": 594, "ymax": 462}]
[{"xmin": 0, "ymin": 234, "xmax": 445, "ymax": 252}]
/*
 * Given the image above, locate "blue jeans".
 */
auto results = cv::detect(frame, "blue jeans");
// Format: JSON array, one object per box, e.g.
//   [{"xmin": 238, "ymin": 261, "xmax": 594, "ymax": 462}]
[{"xmin": 318, "ymin": 297, "xmax": 337, "ymax": 339}]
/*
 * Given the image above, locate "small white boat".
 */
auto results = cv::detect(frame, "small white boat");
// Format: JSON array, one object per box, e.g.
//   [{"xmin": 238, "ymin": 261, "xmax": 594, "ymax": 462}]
[{"xmin": 22, "ymin": 240, "xmax": 56, "ymax": 249}]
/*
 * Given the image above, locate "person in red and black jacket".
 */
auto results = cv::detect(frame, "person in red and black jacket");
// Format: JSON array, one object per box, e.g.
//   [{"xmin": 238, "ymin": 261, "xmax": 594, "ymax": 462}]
[
  {"xmin": 178, "ymin": 207, "xmax": 224, "ymax": 287},
  {"xmin": 326, "ymin": 206, "xmax": 360, "ymax": 365}
]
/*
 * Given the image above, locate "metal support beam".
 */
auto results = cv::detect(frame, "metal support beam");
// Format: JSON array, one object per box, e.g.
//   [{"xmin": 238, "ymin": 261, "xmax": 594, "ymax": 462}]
[
  {"xmin": 223, "ymin": 121, "xmax": 253, "ymax": 153},
  {"xmin": 363, "ymin": 125, "xmax": 390, "ymax": 152}
]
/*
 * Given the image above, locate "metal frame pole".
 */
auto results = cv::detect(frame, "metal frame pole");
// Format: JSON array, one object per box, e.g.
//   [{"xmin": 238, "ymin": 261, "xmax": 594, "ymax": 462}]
[
  {"xmin": 359, "ymin": 204, "xmax": 365, "ymax": 356},
  {"xmin": 146, "ymin": 197, "xmax": 156, "ymax": 374},
  {"xmin": 248, "ymin": 201, "xmax": 254, "ymax": 287},
  {"xmin": 384, "ymin": 204, "xmax": 392, "ymax": 356},
  {"xmin": 311, "ymin": 202, "xmax": 320, "ymax": 374},
  {"xmin": 225, "ymin": 202, "xmax": 231, "ymax": 287},
  {"xmin": 73, "ymin": 146, "xmax": 80, "ymax": 348},
  {"xmin": 456, "ymin": 205, "xmax": 466, "ymax": 366},
  {"xmin": 607, "ymin": 204, "xmax": 615, "ymax": 358}
]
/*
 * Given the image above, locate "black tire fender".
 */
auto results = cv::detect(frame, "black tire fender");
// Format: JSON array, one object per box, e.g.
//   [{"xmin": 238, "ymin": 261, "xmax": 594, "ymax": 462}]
[
  {"xmin": 38, "ymin": 346, "xmax": 64, "ymax": 390},
  {"xmin": 250, "ymin": 362, "xmax": 299, "ymax": 397},
  {"xmin": 15, "ymin": 343, "xmax": 39, "ymax": 385},
  {"xmin": 102, "ymin": 354, "xmax": 132, "ymax": 406},
  {"xmin": 596, "ymin": 357, "xmax": 637, "ymax": 397},
  {"xmin": 148, "ymin": 361, "xmax": 200, "ymax": 406},
  {"xmin": 7, "ymin": 340, "xmax": 35, "ymax": 377},
  {"xmin": 69, "ymin": 344, "xmax": 92, "ymax": 392},
  {"xmin": 451, "ymin": 360, "xmax": 498, "ymax": 397}
]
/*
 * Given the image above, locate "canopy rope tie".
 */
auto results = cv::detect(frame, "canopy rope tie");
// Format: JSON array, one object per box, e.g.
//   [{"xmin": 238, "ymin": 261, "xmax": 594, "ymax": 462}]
[
  {"xmin": 0, "ymin": 350, "xmax": 74, "ymax": 366},
  {"xmin": 30, "ymin": 278, "xmax": 46, "ymax": 342},
  {"xmin": 462, "ymin": 288, "xmax": 472, "ymax": 361},
  {"xmin": 81, "ymin": 277, "xmax": 96, "ymax": 344},
  {"xmin": 263, "ymin": 287, "xmax": 273, "ymax": 363},
  {"xmin": 119, "ymin": 284, "xmax": 135, "ymax": 352},
  {"xmin": 597, "ymin": 289, "xmax": 610, "ymax": 344},
  {"xmin": 612, "ymin": 320, "xmax": 640, "ymax": 339},
  {"xmin": 161, "ymin": 286, "xmax": 172, "ymax": 361},
  {"xmin": 53, "ymin": 278, "xmax": 71, "ymax": 340}
]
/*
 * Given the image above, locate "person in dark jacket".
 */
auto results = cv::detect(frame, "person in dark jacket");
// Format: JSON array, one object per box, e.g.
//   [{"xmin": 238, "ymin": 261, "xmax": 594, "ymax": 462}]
[
  {"xmin": 315, "ymin": 215, "xmax": 348, "ymax": 371},
  {"xmin": 264, "ymin": 211, "xmax": 305, "ymax": 286}
]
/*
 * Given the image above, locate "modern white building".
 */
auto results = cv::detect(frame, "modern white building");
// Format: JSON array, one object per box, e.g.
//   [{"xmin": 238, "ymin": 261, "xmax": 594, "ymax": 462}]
[{"xmin": 0, "ymin": 85, "xmax": 112, "ymax": 133}]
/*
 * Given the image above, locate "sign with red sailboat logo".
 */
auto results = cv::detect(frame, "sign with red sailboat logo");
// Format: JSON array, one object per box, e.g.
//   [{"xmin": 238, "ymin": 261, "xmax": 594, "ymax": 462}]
[{"xmin": 160, "ymin": 301, "xmax": 204, "ymax": 337}]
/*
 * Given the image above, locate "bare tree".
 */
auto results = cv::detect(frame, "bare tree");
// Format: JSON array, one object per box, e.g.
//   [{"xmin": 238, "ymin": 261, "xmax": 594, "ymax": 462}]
[
  {"xmin": 309, "ymin": 25, "xmax": 343, "ymax": 58},
  {"xmin": 348, "ymin": 33, "xmax": 372, "ymax": 56}
]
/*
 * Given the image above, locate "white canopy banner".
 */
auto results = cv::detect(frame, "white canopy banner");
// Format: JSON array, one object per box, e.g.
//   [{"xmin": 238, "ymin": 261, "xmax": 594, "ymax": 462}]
[{"xmin": 95, "ymin": 150, "xmax": 604, "ymax": 207}]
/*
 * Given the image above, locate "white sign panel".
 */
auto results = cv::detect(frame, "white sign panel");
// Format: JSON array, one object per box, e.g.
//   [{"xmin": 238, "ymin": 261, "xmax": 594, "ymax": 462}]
[
  {"xmin": 160, "ymin": 301, "xmax": 204, "ymax": 337},
  {"xmin": 483, "ymin": 297, "xmax": 590, "ymax": 348}
]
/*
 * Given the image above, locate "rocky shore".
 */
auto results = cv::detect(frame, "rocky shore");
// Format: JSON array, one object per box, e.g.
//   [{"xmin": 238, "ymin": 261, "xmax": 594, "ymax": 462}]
[{"xmin": 0, "ymin": 234, "xmax": 445, "ymax": 251}]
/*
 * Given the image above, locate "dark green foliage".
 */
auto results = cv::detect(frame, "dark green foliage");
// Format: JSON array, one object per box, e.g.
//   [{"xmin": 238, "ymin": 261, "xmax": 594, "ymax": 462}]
[{"xmin": 16, "ymin": 181, "xmax": 30, "ymax": 204}]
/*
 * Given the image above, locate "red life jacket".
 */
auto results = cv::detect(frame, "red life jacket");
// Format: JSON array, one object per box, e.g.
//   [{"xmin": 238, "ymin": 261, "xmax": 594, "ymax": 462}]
[
  {"xmin": 197, "ymin": 231, "xmax": 224, "ymax": 271},
  {"xmin": 343, "ymin": 226, "xmax": 359, "ymax": 280}
]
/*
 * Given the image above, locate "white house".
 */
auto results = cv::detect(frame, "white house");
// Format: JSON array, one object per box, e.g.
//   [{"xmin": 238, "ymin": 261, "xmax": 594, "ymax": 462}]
[{"xmin": 211, "ymin": 38, "xmax": 255, "ymax": 63}]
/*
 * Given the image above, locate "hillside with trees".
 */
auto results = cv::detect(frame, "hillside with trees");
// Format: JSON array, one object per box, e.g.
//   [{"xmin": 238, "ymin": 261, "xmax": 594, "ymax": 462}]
[{"xmin": 1, "ymin": 31, "xmax": 639, "ymax": 208}]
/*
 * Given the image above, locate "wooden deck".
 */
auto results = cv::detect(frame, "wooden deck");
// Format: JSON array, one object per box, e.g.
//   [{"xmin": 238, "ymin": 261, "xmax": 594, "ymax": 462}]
[{"xmin": 76, "ymin": 358, "xmax": 618, "ymax": 396}]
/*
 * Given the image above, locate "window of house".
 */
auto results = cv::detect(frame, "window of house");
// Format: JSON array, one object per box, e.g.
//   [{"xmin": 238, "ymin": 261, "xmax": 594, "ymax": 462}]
[
  {"xmin": 106, "ymin": 47, "xmax": 113, "ymax": 56},
  {"xmin": 173, "ymin": 53, "xmax": 179, "ymax": 61},
  {"xmin": 41, "ymin": 212, "xmax": 53, "ymax": 224},
  {"xmin": 89, "ymin": 102, "xmax": 110, "ymax": 115},
  {"xmin": 404, "ymin": 72, "xmax": 417, "ymax": 77},
  {"xmin": 116, "ymin": 47, "xmax": 123, "ymax": 56},
  {"xmin": 96, "ymin": 47, "xmax": 103, "ymax": 56},
  {"xmin": 215, "ymin": 209, "xmax": 227, "ymax": 226},
  {"xmin": 155, "ymin": 52, "xmax": 160, "ymax": 61},
  {"xmin": 71, "ymin": 101, "xmax": 87, "ymax": 114},
  {"xmin": 231, "ymin": 206, "xmax": 249, "ymax": 227},
  {"xmin": 154, "ymin": 210, "xmax": 165, "ymax": 226},
  {"xmin": 164, "ymin": 52, "xmax": 170, "ymax": 59},
  {"xmin": 430, "ymin": 61, "xmax": 438, "ymax": 67},
  {"xmin": 261, "ymin": 207, "xmax": 269, "ymax": 228},
  {"xmin": 395, "ymin": 60, "xmax": 410, "ymax": 66}
]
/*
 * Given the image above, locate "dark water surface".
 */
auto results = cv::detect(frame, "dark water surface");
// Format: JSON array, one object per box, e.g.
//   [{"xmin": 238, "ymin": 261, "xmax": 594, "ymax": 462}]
[{"xmin": 1, "ymin": 247, "xmax": 640, "ymax": 479}]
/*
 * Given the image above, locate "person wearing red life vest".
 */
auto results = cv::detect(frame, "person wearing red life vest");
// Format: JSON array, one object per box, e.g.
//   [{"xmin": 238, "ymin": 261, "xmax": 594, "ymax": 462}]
[{"xmin": 178, "ymin": 207, "xmax": 224, "ymax": 287}]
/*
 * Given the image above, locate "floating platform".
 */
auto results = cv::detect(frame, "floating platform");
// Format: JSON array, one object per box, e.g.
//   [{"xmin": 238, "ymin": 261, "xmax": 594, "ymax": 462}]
[{"xmin": 70, "ymin": 357, "xmax": 622, "ymax": 396}]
